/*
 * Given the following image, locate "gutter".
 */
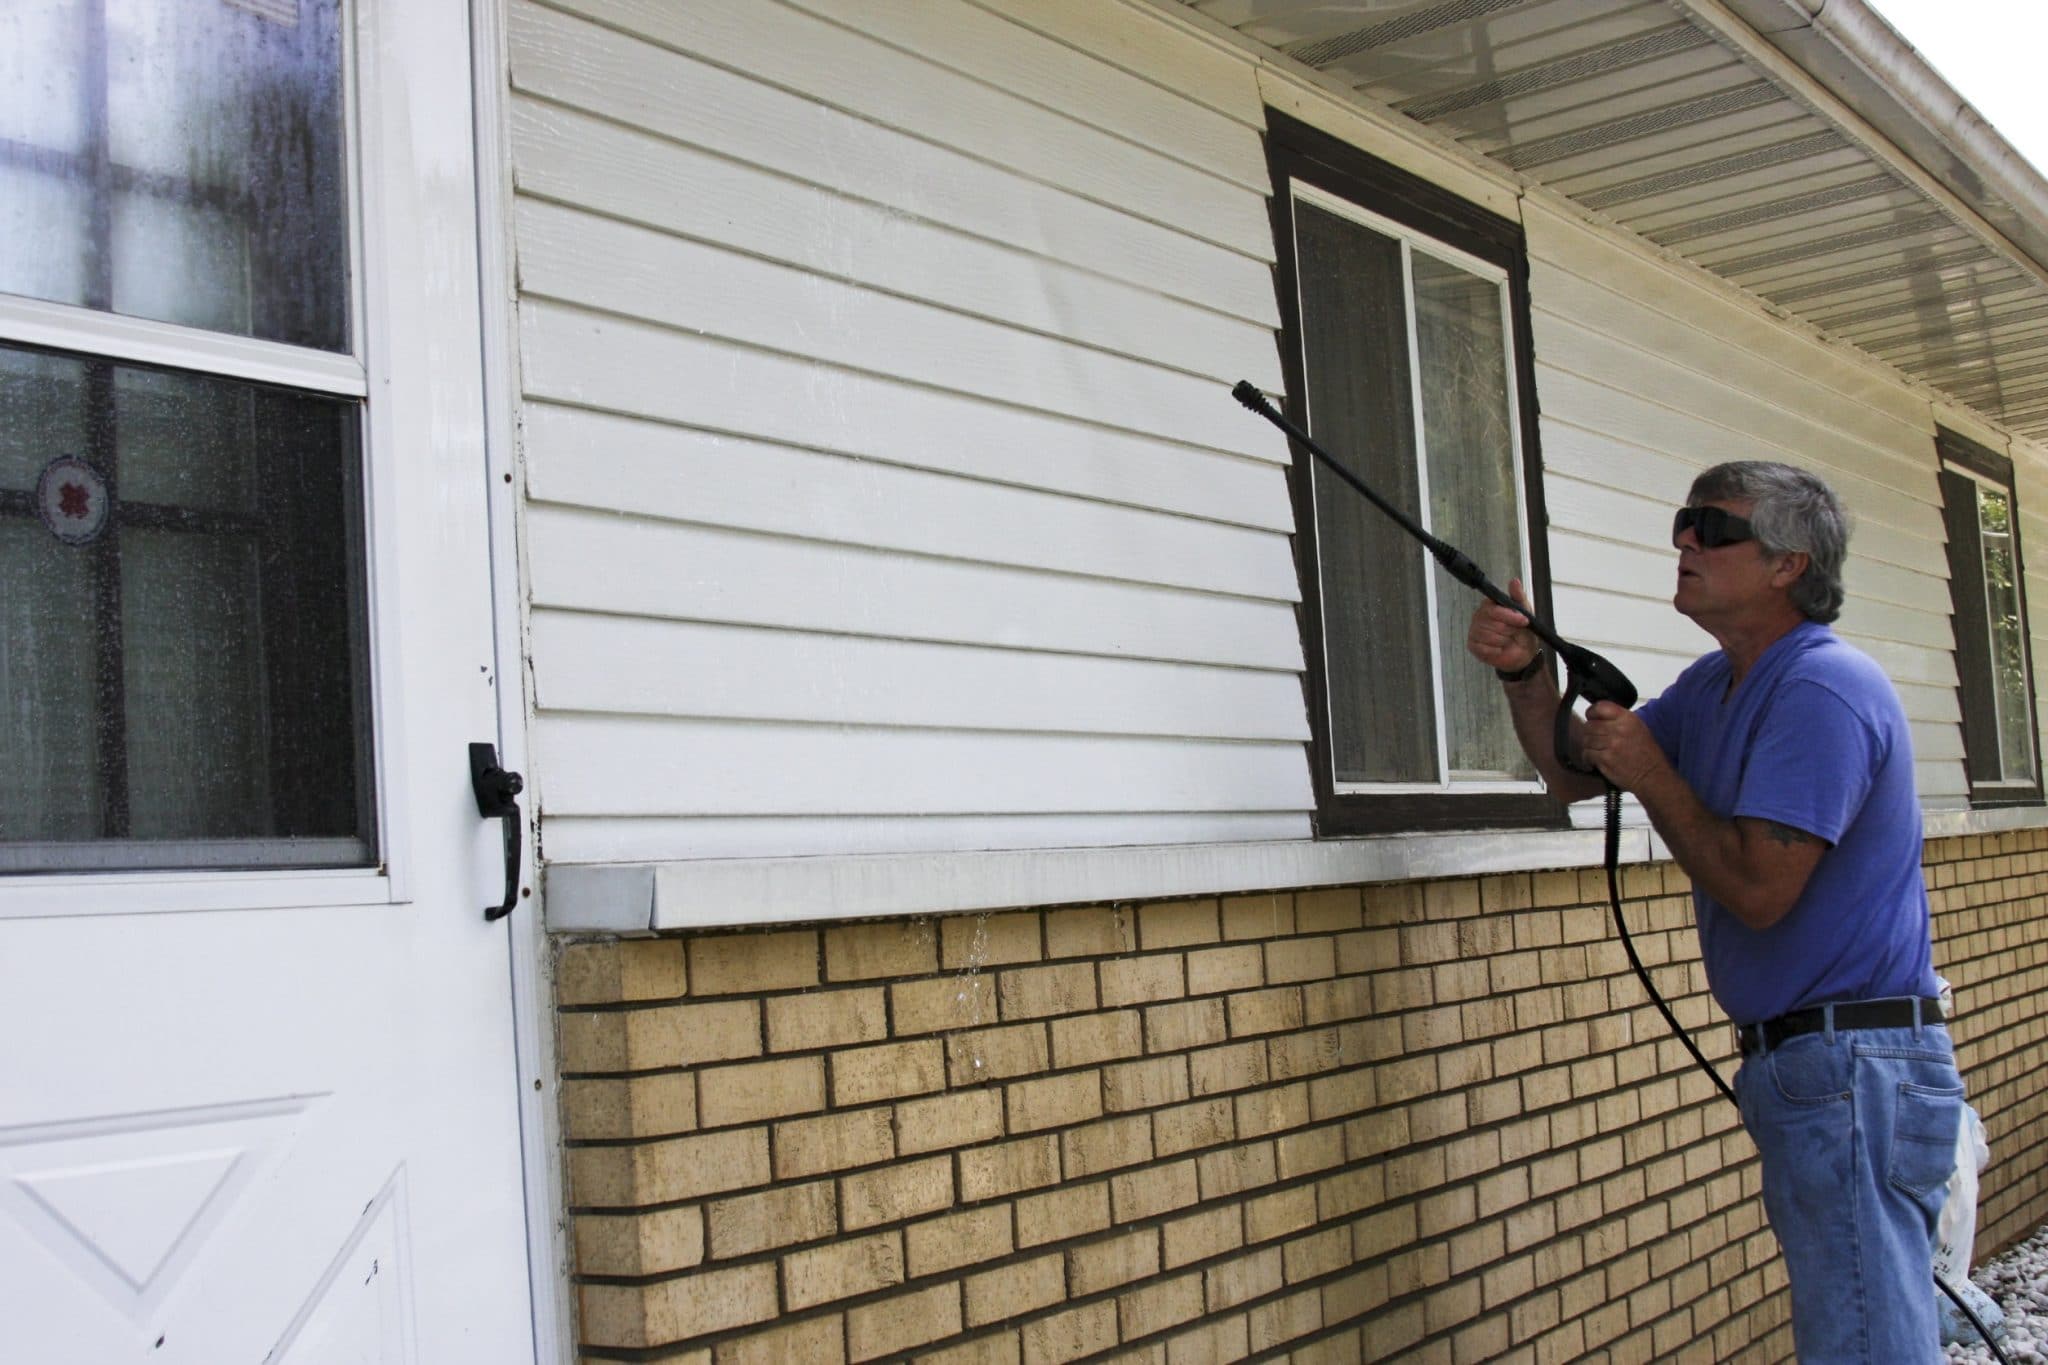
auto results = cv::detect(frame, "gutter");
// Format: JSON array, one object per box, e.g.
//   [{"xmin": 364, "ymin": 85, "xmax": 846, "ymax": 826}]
[{"xmin": 1716, "ymin": 0, "xmax": 2048, "ymax": 280}]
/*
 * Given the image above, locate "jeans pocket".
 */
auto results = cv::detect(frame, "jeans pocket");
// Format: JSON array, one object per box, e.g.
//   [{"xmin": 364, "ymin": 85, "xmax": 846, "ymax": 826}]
[
  {"xmin": 1888, "ymin": 1081, "xmax": 1964, "ymax": 1198},
  {"xmin": 1764, "ymin": 1036, "xmax": 1852, "ymax": 1105}
]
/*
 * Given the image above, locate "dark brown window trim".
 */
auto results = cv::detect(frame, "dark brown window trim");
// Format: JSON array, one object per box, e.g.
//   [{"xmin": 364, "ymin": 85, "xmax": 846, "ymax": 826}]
[
  {"xmin": 1936, "ymin": 427, "xmax": 2044, "ymax": 808},
  {"xmin": 1263, "ymin": 110, "xmax": 1567, "ymax": 837}
]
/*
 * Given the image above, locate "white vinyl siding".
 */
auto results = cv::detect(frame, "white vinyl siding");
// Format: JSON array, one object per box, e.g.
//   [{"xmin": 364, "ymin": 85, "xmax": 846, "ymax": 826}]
[
  {"xmin": 502, "ymin": 0, "xmax": 2048, "ymax": 920},
  {"xmin": 506, "ymin": 0, "xmax": 1307, "ymax": 864},
  {"xmin": 1522, "ymin": 201, "xmax": 1968, "ymax": 805}
]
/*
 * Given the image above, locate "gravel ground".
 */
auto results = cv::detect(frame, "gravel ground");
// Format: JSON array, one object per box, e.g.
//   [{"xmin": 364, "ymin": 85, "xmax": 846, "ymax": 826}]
[{"xmin": 1946, "ymin": 1224, "xmax": 2048, "ymax": 1363}]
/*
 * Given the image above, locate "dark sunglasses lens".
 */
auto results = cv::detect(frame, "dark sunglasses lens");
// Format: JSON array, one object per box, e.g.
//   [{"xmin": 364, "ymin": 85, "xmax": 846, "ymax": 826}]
[{"xmin": 1673, "ymin": 506, "xmax": 1753, "ymax": 548}]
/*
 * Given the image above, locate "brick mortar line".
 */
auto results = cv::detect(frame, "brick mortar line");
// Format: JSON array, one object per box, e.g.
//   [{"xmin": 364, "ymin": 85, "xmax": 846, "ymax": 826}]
[
  {"xmin": 1313, "ymin": 1198, "xmax": 1770, "ymax": 1365},
  {"xmin": 554, "ymin": 986, "xmax": 1747, "ymax": 1094},
  {"xmin": 567, "ymin": 1112, "xmax": 1762, "ymax": 1341},
  {"xmin": 570, "ymin": 1139, "xmax": 1379, "ymax": 1291},
  {"xmin": 576, "ymin": 1204, "xmax": 1407, "ymax": 1361},
  {"xmin": 558, "ymin": 1047, "xmax": 1749, "ymax": 1228}
]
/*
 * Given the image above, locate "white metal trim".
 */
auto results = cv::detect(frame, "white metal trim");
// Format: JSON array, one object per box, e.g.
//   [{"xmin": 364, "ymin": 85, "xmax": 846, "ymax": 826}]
[
  {"xmin": 1288, "ymin": 191, "xmax": 1340, "ymax": 794},
  {"xmin": 1497, "ymin": 266, "xmax": 1541, "ymax": 789},
  {"xmin": 0, "ymin": 292, "xmax": 367, "ymax": 395},
  {"xmin": 1943, "ymin": 457, "xmax": 2009, "ymax": 491},
  {"xmin": 541, "ymin": 794, "xmax": 2048, "ymax": 932},
  {"xmin": 1920, "ymin": 801, "xmax": 2048, "ymax": 836},
  {"xmin": 342, "ymin": 0, "xmax": 368, "ymax": 371},
  {"xmin": 1399, "ymin": 236, "xmax": 1452, "ymax": 784},
  {"xmin": 1331, "ymin": 778, "xmax": 1543, "ymax": 797},
  {"xmin": 351, "ymin": 0, "xmax": 413, "ymax": 906},
  {"xmin": 604, "ymin": 826, "xmax": 1641, "ymax": 931},
  {"xmin": 1291, "ymin": 183, "xmax": 1510, "ymax": 286}
]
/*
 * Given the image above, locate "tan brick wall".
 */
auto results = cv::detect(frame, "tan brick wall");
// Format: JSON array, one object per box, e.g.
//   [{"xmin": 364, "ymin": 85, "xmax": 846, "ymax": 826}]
[
  {"xmin": 1929, "ymin": 830, "xmax": 2048, "ymax": 1260},
  {"xmin": 554, "ymin": 830, "xmax": 2048, "ymax": 1363}
]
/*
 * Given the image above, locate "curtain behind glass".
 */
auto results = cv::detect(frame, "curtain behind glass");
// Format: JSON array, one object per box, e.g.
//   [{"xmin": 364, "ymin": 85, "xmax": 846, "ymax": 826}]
[
  {"xmin": 1295, "ymin": 201, "xmax": 1436, "ymax": 784},
  {"xmin": 1413, "ymin": 254, "xmax": 1533, "ymax": 781}
]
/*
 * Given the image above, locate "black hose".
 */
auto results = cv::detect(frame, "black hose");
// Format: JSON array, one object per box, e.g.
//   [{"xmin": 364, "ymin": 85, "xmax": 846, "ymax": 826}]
[{"xmin": 1602, "ymin": 787, "xmax": 1735, "ymax": 1107}]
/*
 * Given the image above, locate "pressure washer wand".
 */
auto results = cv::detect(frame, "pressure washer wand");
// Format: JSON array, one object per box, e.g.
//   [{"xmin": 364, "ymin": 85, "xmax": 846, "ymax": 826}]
[{"xmin": 1231, "ymin": 381, "xmax": 1636, "ymax": 711}]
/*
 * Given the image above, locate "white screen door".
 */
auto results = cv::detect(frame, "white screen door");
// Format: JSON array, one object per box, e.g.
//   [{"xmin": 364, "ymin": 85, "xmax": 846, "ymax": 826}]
[{"xmin": 0, "ymin": 1, "xmax": 539, "ymax": 1360}]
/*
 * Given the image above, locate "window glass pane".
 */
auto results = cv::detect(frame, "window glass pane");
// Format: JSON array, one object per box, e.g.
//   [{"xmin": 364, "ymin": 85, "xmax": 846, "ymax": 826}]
[
  {"xmin": 1294, "ymin": 198, "xmax": 1435, "ymax": 784},
  {"xmin": 0, "ymin": 167, "xmax": 92, "ymax": 305},
  {"xmin": 1978, "ymin": 486, "xmax": 2035, "ymax": 783},
  {"xmin": 0, "ymin": 0, "xmax": 348, "ymax": 351},
  {"xmin": 0, "ymin": 520, "xmax": 100, "ymax": 841},
  {"xmin": 0, "ymin": 341, "xmax": 372, "ymax": 871},
  {"xmin": 1413, "ymin": 253, "xmax": 1532, "ymax": 782},
  {"xmin": 0, "ymin": 3, "xmax": 87, "ymax": 153},
  {"xmin": 122, "ymin": 528, "xmax": 271, "ymax": 838}
]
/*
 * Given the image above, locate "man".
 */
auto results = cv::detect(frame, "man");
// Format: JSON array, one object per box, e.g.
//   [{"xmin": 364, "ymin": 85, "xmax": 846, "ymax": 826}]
[{"xmin": 1467, "ymin": 461, "xmax": 1963, "ymax": 1362}]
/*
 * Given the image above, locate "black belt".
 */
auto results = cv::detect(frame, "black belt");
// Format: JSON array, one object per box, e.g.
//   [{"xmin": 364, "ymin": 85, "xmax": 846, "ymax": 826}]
[{"xmin": 1736, "ymin": 997, "xmax": 1943, "ymax": 1057}]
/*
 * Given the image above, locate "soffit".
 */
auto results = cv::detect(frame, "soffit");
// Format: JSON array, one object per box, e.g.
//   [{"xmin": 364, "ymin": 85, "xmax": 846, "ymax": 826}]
[{"xmin": 1181, "ymin": 0, "xmax": 2048, "ymax": 442}]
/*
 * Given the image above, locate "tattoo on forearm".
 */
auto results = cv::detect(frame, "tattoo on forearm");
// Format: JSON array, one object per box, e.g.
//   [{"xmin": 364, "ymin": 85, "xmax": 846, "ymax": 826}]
[{"xmin": 1762, "ymin": 820, "xmax": 1818, "ymax": 847}]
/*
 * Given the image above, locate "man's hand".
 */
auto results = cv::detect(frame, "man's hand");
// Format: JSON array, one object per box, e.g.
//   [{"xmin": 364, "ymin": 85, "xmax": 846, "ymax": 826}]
[
  {"xmin": 1581, "ymin": 701, "xmax": 1826, "ymax": 928},
  {"xmin": 1467, "ymin": 576, "xmax": 1541, "ymax": 675},
  {"xmin": 1580, "ymin": 701, "xmax": 1666, "ymax": 792},
  {"xmin": 1466, "ymin": 576, "xmax": 1606, "ymax": 804}
]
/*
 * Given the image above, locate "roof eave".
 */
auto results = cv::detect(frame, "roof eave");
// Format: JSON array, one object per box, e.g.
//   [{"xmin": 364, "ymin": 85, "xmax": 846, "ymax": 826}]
[{"xmin": 1716, "ymin": 0, "xmax": 2048, "ymax": 282}]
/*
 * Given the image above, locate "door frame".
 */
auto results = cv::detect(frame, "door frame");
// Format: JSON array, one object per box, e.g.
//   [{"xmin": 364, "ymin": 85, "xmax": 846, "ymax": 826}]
[
  {"xmin": 0, "ymin": 0, "xmax": 560, "ymax": 1355},
  {"xmin": 468, "ymin": 0, "xmax": 572, "ymax": 1357}
]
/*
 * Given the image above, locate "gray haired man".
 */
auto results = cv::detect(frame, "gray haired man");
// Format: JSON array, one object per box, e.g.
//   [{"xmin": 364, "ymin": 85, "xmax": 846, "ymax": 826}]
[{"xmin": 1468, "ymin": 461, "xmax": 1963, "ymax": 1361}]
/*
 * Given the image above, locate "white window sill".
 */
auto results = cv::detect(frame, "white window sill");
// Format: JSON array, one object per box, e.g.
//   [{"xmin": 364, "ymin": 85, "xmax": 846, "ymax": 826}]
[{"xmin": 544, "ymin": 825, "xmax": 1634, "ymax": 932}]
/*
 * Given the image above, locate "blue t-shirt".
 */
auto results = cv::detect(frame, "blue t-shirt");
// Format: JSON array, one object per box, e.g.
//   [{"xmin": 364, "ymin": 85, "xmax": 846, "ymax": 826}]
[{"xmin": 1635, "ymin": 620, "xmax": 1936, "ymax": 1025}]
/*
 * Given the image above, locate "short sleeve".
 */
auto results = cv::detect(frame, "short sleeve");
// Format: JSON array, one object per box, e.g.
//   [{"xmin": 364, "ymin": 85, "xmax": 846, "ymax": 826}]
[
  {"xmin": 1732, "ymin": 679, "xmax": 1881, "ymax": 845},
  {"xmin": 1636, "ymin": 660, "xmax": 1705, "ymax": 765},
  {"xmin": 1636, "ymin": 690, "xmax": 1681, "ymax": 763}
]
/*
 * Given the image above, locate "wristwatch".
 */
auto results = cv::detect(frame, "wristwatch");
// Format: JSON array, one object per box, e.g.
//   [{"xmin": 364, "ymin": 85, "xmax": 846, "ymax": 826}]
[{"xmin": 1496, "ymin": 652, "xmax": 1544, "ymax": 683}]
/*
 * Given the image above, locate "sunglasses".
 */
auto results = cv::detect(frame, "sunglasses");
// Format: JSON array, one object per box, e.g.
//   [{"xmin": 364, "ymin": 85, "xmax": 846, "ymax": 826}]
[{"xmin": 1672, "ymin": 505, "xmax": 1756, "ymax": 549}]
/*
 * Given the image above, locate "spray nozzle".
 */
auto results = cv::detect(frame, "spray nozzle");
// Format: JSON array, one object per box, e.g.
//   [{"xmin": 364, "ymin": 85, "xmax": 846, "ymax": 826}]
[{"xmin": 1232, "ymin": 381, "xmax": 1274, "ymax": 417}]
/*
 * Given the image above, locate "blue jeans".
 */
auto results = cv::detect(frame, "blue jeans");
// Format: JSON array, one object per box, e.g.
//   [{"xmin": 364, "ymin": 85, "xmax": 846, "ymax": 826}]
[{"xmin": 1734, "ymin": 1015, "xmax": 1963, "ymax": 1363}]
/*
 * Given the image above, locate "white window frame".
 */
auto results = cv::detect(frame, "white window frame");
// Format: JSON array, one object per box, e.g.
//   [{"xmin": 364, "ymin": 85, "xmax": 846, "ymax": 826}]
[
  {"xmin": 1289, "ymin": 181, "xmax": 1542, "ymax": 799},
  {"xmin": 1944, "ymin": 454, "xmax": 2039, "ymax": 792},
  {"xmin": 0, "ymin": 0, "xmax": 432, "ymax": 919}
]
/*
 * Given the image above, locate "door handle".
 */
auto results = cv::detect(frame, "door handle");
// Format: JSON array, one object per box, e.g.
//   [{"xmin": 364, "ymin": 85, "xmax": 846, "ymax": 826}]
[{"xmin": 468, "ymin": 742, "xmax": 525, "ymax": 921}]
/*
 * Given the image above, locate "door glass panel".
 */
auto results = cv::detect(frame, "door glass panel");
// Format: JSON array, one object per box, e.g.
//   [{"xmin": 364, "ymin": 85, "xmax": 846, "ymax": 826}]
[
  {"xmin": 0, "ymin": 0, "xmax": 349, "ymax": 352},
  {"xmin": 0, "ymin": 341, "xmax": 373, "ymax": 871}
]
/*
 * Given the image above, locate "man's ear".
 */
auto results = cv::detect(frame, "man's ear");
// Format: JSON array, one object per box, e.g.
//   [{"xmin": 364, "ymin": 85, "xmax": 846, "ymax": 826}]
[{"xmin": 1772, "ymin": 551, "xmax": 1810, "ymax": 589}]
